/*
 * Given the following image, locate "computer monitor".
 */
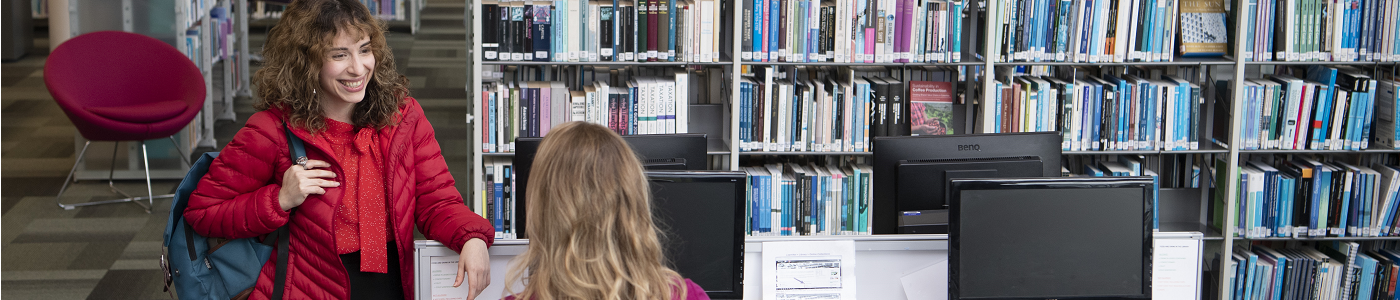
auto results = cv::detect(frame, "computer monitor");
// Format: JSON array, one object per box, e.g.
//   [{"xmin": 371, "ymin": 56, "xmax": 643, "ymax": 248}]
[
  {"xmin": 647, "ymin": 170, "xmax": 747, "ymax": 300},
  {"xmin": 512, "ymin": 133, "xmax": 707, "ymax": 239},
  {"xmin": 872, "ymin": 132, "xmax": 1062, "ymax": 234},
  {"xmin": 948, "ymin": 177, "xmax": 1153, "ymax": 300}
]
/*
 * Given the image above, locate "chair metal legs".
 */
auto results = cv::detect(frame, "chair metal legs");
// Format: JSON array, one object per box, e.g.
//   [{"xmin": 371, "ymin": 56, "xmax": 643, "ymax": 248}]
[{"xmin": 56, "ymin": 140, "xmax": 179, "ymax": 213}]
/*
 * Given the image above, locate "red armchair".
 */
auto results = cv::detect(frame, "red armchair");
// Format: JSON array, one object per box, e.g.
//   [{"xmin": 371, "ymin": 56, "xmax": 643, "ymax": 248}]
[{"xmin": 45, "ymin": 31, "xmax": 206, "ymax": 212}]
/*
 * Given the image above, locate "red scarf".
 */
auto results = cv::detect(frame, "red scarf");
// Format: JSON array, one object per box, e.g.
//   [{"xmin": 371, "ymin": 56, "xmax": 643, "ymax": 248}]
[{"xmin": 325, "ymin": 119, "xmax": 390, "ymax": 273}]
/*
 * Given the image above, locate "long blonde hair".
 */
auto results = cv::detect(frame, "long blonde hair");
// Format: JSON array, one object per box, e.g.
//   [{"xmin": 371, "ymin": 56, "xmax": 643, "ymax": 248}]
[{"xmin": 505, "ymin": 122, "xmax": 687, "ymax": 300}]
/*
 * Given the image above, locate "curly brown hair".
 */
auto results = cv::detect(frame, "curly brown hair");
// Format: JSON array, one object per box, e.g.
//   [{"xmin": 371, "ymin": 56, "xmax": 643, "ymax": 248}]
[{"xmin": 253, "ymin": 0, "xmax": 409, "ymax": 131}]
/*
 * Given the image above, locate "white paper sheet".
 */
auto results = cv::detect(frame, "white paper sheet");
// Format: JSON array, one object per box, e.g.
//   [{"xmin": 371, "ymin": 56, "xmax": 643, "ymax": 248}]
[
  {"xmin": 1152, "ymin": 238, "xmax": 1202, "ymax": 300},
  {"xmin": 762, "ymin": 240, "xmax": 858, "ymax": 300},
  {"xmin": 430, "ymin": 256, "xmax": 470, "ymax": 300},
  {"xmin": 900, "ymin": 259, "xmax": 948, "ymax": 300}
]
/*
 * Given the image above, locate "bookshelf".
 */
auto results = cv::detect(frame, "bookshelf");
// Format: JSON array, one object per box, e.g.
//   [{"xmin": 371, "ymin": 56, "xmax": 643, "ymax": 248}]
[
  {"xmin": 466, "ymin": 0, "xmax": 1400, "ymax": 299},
  {"xmin": 249, "ymin": 0, "xmax": 426, "ymax": 33}
]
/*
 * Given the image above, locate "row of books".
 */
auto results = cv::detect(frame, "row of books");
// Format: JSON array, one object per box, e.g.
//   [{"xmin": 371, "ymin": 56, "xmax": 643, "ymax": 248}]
[
  {"xmin": 360, "ymin": 0, "xmax": 405, "ymax": 19},
  {"xmin": 1223, "ymin": 242, "xmax": 1400, "ymax": 300},
  {"xmin": 991, "ymin": 0, "xmax": 1205, "ymax": 63},
  {"xmin": 251, "ymin": 1, "xmax": 287, "ymax": 19},
  {"xmin": 743, "ymin": 162, "xmax": 873, "ymax": 236},
  {"xmin": 1231, "ymin": 66, "xmax": 1383, "ymax": 151},
  {"xmin": 1238, "ymin": 0, "xmax": 1400, "ymax": 62},
  {"xmin": 739, "ymin": 0, "xmax": 965, "ymax": 63},
  {"xmin": 481, "ymin": 160, "xmax": 519, "ymax": 239},
  {"xmin": 482, "ymin": 0, "xmax": 727, "ymax": 62},
  {"xmin": 183, "ymin": 0, "xmax": 212, "ymax": 30},
  {"xmin": 480, "ymin": 73, "xmax": 695, "ymax": 153},
  {"xmin": 987, "ymin": 72, "xmax": 1204, "ymax": 152},
  {"xmin": 1215, "ymin": 157, "xmax": 1400, "ymax": 239},
  {"xmin": 209, "ymin": 6, "xmax": 244, "ymax": 92},
  {"xmin": 1068, "ymin": 155, "xmax": 1162, "ymax": 229},
  {"xmin": 737, "ymin": 68, "xmax": 958, "ymax": 152},
  {"xmin": 248, "ymin": 1, "xmax": 404, "ymax": 20}
]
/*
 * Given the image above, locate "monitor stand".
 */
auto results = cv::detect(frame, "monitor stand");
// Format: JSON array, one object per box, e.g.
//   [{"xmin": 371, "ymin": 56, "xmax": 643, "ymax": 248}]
[{"xmin": 897, "ymin": 209, "xmax": 948, "ymax": 234}]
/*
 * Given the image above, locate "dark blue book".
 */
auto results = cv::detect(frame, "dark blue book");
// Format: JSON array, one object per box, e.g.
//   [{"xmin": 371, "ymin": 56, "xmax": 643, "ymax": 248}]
[{"xmin": 533, "ymin": 5, "xmax": 551, "ymax": 61}]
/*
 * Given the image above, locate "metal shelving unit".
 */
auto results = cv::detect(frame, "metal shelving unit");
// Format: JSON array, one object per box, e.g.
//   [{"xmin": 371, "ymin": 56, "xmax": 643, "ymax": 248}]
[{"xmin": 464, "ymin": 2, "xmax": 1400, "ymax": 299}]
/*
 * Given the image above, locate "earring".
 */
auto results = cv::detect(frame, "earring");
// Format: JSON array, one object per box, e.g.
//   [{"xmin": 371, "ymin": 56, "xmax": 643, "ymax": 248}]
[{"xmin": 313, "ymin": 89, "xmax": 317, "ymax": 95}]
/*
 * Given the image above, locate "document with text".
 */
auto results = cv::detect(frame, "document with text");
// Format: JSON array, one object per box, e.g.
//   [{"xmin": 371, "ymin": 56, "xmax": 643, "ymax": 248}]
[
  {"xmin": 762, "ymin": 240, "xmax": 857, "ymax": 300},
  {"xmin": 430, "ymin": 256, "xmax": 470, "ymax": 300}
]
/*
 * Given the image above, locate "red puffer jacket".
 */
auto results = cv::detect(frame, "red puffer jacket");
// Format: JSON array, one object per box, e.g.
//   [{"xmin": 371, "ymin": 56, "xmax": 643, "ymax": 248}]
[{"xmin": 184, "ymin": 97, "xmax": 494, "ymax": 300}]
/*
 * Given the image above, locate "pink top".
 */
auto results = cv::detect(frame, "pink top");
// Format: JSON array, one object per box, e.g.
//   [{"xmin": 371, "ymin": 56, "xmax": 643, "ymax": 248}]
[{"xmin": 503, "ymin": 278, "xmax": 711, "ymax": 300}]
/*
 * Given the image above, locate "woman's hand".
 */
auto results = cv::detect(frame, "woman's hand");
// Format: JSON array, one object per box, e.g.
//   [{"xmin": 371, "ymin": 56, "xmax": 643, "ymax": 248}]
[
  {"xmin": 277, "ymin": 159, "xmax": 338, "ymax": 211},
  {"xmin": 455, "ymin": 238, "xmax": 490, "ymax": 299}
]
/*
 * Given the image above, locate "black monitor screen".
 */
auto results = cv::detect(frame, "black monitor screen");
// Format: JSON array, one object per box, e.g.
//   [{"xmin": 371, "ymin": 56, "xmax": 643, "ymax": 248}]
[
  {"xmin": 949, "ymin": 177, "xmax": 1151, "ymax": 300},
  {"xmin": 513, "ymin": 134, "xmax": 707, "ymax": 239},
  {"xmin": 648, "ymin": 171, "xmax": 746, "ymax": 300},
  {"xmin": 897, "ymin": 156, "xmax": 1044, "ymax": 211},
  {"xmin": 872, "ymin": 132, "xmax": 1062, "ymax": 234}
]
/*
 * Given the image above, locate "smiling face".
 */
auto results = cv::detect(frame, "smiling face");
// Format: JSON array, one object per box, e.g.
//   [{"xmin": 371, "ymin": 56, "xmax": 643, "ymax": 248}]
[{"xmin": 318, "ymin": 29, "xmax": 375, "ymax": 113}]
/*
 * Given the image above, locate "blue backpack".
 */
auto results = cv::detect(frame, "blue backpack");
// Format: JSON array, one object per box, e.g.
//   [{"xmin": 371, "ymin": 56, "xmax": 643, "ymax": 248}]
[{"xmin": 162, "ymin": 124, "xmax": 304, "ymax": 299}]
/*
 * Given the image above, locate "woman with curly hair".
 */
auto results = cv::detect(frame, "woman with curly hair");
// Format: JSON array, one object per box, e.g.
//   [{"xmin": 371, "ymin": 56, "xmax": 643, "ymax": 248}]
[
  {"xmin": 182, "ymin": 0, "xmax": 493, "ymax": 299},
  {"xmin": 503, "ymin": 121, "xmax": 709, "ymax": 300}
]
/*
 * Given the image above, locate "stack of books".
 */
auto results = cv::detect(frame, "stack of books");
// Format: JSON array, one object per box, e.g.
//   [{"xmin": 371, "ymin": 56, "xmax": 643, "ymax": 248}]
[
  {"xmin": 987, "ymin": 71, "xmax": 1203, "ymax": 151},
  {"xmin": 1234, "ymin": 66, "xmax": 1381, "ymax": 151},
  {"xmin": 743, "ymin": 162, "xmax": 874, "ymax": 236},
  {"xmin": 480, "ymin": 70, "xmax": 696, "ymax": 153},
  {"xmin": 1215, "ymin": 157, "xmax": 1400, "ymax": 239},
  {"xmin": 482, "ymin": 0, "xmax": 727, "ymax": 62},
  {"xmin": 1240, "ymin": 0, "xmax": 1400, "ymax": 62},
  {"xmin": 1224, "ymin": 243, "xmax": 1400, "ymax": 300},
  {"xmin": 739, "ymin": 0, "xmax": 966, "ymax": 63}
]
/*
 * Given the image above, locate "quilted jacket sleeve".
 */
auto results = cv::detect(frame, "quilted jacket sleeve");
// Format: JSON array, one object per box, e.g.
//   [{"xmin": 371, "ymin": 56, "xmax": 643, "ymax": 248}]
[
  {"xmin": 184, "ymin": 117, "xmax": 291, "ymax": 239},
  {"xmin": 408, "ymin": 102, "xmax": 495, "ymax": 252}
]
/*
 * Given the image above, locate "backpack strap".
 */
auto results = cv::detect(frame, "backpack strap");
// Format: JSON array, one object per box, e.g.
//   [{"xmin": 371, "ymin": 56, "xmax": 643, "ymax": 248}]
[{"xmin": 269, "ymin": 121, "xmax": 306, "ymax": 300}]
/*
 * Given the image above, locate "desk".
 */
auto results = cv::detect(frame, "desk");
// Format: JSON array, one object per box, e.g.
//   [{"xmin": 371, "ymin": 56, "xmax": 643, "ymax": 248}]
[{"xmin": 414, "ymin": 232, "xmax": 1200, "ymax": 300}]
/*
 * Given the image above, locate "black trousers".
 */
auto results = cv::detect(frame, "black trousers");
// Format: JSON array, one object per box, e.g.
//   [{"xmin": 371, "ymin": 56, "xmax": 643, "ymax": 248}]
[{"xmin": 341, "ymin": 243, "xmax": 404, "ymax": 300}]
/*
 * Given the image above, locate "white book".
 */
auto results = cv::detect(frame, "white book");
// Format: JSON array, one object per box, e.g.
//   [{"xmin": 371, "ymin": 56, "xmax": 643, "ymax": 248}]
[
  {"xmin": 568, "ymin": 1, "xmax": 582, "ymax": 61},
  {"xmin": 674, "ymin": 71, "xmax": 689, "ymax": 133},
  {"xmin": 835, "ymin": 0, "xmax": 847, "ymax": 62},
  {"xmin": 697, "ymin": 0, "xmax": 711, "ymax": 62},
  {"xmin": 764, "ymin": 164, "xmax": 784, "ymax": 234},
  {"xmin": 648, "ymin": 77, "xmax": 661, "ymax": 134},
  {"xmin": 1329, "ymin": 90, "xmax": 1351, "ymax": 150},
  {"xmin": 1069, "ymin": 80, "xmax": 1086, "ymax": 150},
  {"xmin": 1333, "ymin": 0, "xmax": 1345, "ymax": 60},
  {"xmin": 598, "ymin": 81, "xmax": 611, "ymax": 128},
  {"xmin": 1113, "ymin": 0, "xmax": 1132, "ymax": 61},
  {"xmin": 1281, "ymin": 0, "xmax": 1295, "ymax": 61},
  {"xmin": 796, "ymin": 80, "xmax": 810, "ymax": 151},
  {"xmin": 1376, "ymin": 165, "xmax": 1400, "ymax": 236},
  {"xmin": 762, "ymin": 70, "xmax": 776, "ymax": 150},
  {"xmin": 886, "ymin": 0, "xmax": 897, "ymax": 62},
  {"xmin": 784, "ymin": 81, "xmax": 795, "ymax": 150},
  {"xmin": 638, "ymin": 77, "xmax": 650, "ymax": 134},
  {"xmin": 664, "ymin": 78, "xmax": 676, "ymax": 133},
  {"xmin": 1071, "ymin": 0, "xmax": 1088, "ymax": 62}
]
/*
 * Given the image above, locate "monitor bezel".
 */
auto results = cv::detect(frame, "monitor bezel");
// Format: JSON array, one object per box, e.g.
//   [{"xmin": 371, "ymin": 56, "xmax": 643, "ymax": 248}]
[
  {"xmin": 872, "ymin": 132, "xmax": 1063, "ymax": 234},
  {"xmin": 947, "ymin": 177, "xmax": 1153, "ymax": 300},
  {"xmin": 513, "ymin": 133, "xmax": 708, "ymax": 239},
  {"xmin": 645, "ymin": 170, "xmax": 748, "ymax": 300}
]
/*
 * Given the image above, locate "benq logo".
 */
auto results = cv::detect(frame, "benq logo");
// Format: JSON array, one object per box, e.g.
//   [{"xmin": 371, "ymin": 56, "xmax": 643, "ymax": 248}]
[{"xmin": 957, "ymin": 144, "xmax": 981, "ymax": 151}]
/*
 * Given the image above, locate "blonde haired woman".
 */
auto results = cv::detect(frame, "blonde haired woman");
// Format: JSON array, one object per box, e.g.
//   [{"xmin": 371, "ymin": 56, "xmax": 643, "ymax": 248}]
[{"xmin": 504, "ymin": 121, "xmax": 709, "ymax": 300}]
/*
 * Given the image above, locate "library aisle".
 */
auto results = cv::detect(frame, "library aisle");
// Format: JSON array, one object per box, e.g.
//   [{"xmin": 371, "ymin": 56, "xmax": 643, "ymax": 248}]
[{"xmin": 0, "ymin": 0, "xmax": 472, "ymax": 298}]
